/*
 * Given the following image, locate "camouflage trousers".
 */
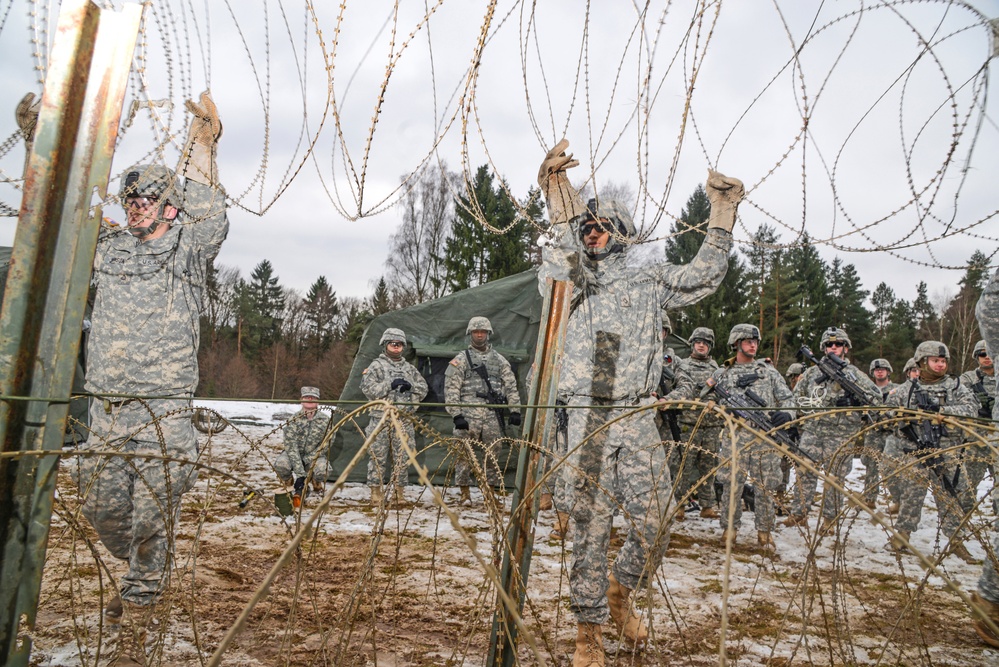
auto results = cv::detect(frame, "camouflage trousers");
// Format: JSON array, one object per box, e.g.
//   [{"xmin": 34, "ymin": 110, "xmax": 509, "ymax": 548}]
[
  {"xmin": 861, "ymin": 429, "xmax": 893, "ymax": 505},
  {"xmin": 963, "ymin": 435, "xmax": 996, "ymax": 510},
  {"xmin": 275, "ymin": 452, "xmax": 329, "ymax": 485},
  {"xmin": 978, "ymin": 477, "xmax": 999, "ymax": 602},
  {"xmin": 74, "ymin": 397, "xmax": 198, "ymax": 606},
  {"xmin": 564, "ymin": 396, "xmax": 671, "ymax": 625},
  {"xmin": 790, "ymin": 424, "xmax": 857, "ymax": 520},
  {"xmin": 454, "ymin": 409, "xmax": 505, "ymax": 488},
  {"xmin": 364, "ymin": 414, "xmax": 415, "ymax": 487},
  {"xmin": 670, "ymin": 425, "xmax": 722, "ymax": 509},
  {"xmin": 716, "ymin": 431, "xmax": 781, "ymax": 532},
  {"xmin": 882, "ymin": 435, "xmax": 972, "ymax": 535},
  {"xmin": 543, "ymin": 403, "xmax": 570, "ymax": 509}
]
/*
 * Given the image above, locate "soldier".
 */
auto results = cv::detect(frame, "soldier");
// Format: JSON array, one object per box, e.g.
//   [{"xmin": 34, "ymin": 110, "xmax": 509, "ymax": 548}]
[
  {"xmin": 775, "ymin": 362, "xmax": 805, "ymax": 509},
  {"xmin": 903, "ymin": 357, "xmax": 919, "ymax": 381},
  {"xmin": 661, "ymin": 326, "xmax": 722, "ymax": 520},
  {"xmin": 785, "ymin": 327, "xmax": 881, "ymax": 532},
  {"xmin": 707, "ymin": 324, "xmax": 794, "ymax": 551},
  {"xmin": 276, "ymin": 387, "xmax": 332, "ymax": 506},
  {"xmin": 859, "ymin": 359, "xmax": 899, "ymax": 509},
  {"xmin": 360, "ymin": 328, "xmax": 429, "ymax": 506},
  {"xmin": 959, "ymin": 340, "xmax": 996, "ymax": 500},
  {"xmin": 444, "ymin": 316, "xmax": 521, "ymax": 505},
  {"xmin": 970, "ymin": 267, "xmax": 999, "ymax": 646},
  {"xmin": 72, "ymin": 93, "xmax": 226, "ymax": 663},
  {"xmin": 537, "ymin": 138, "xmax": 742, "ymax": 665},
  {"xmin": 785, "ymin": 363, "xmax": 804, "ymax": 390},
  {"xmin": 657, "ymin": 313, "xmax": 688, "ymax": 518}
]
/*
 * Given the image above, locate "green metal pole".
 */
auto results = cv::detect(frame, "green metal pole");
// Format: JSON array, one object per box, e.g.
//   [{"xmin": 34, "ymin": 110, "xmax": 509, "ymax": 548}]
[
  {"xmin": 0, "ymin": 1, "xmax": 140, "ymax": 663},
  {"xmin": 488, "ymin": 278, "xmax": 571, "ymax": 666}
]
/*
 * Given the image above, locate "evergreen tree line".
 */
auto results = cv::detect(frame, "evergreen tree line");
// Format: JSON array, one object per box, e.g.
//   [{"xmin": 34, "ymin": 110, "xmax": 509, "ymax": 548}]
[{"xmin": 197, "ymin": 169, "xmax": 989, "ymax": 399}]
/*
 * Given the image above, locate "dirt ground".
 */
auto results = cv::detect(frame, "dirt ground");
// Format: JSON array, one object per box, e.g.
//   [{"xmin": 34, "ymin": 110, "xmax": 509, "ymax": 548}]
[{"xmin": 26, "ymin": 418, "xmax": 999, "ymax": 666}]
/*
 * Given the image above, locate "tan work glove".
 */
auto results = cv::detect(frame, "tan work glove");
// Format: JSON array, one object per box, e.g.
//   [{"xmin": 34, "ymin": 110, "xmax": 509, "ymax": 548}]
[
  {"xmin": 537, "ymin": 138, "xmax": 586, "ymax": 226},
  {"xmin": 179, "ymin": 91, "xmax": 222, "ymax": 186},
  {"xmin": 15, "ymin": 92, "xmax": 41, "ymax": 177},
  {"xmin": 705, "ymin": 169, "xmax": 745, "ymax": 233}
]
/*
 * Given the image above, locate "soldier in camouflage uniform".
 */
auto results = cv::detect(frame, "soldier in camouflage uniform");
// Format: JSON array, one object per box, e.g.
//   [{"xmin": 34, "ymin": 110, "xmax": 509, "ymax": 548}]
[
  {"xmin": 775, "ymin": 363, "xmax": 805, "ymax": 507},
  {"xmin": 661, "ymin": 327, "xmax": 722, "ymax": 520},
  {"xmin": 959, "ymin": 340, "xmax": 996, "ymax": 500},
  {"xmin": 785, "ymin": 327, "xmax": 882, "ymax": 531},
  {"xmin": 275, "ymin": 387, "xmax": 332, "ymax": 503},
  {"xmin": 444, "ymin": 316, "xmax": 521, "ymax": 505},
  {"xmin": 881, "ymin": 341, "xmax": 979, "ymax": 563},
  {"xmin": 708, "ymin": 324, "xmax": 794, "ymax": 551},
  {"xmin": 860, "ymin": 359, "xmax": 899, "ymax": 508},
  {"xmin": 537, "ymin": 138, "xmax": 742, "ymax": 664},
  {"xmin": 73, "ymin": 93, "xmax": 226, "ymax": 662},
  {"xmin": 903, "ymin": 357, "xmax": 919, "ymax": 381},
  {"xmin": 971, "ymin": 267, "xmax": 999, "ymax": 646},
  {"xmin": 656, "ymin": 313, "xmax": 688, "ymax": 518},
  {"xmin": 360, "ymin": 328, "xmax": 428, "ymax": 506}
]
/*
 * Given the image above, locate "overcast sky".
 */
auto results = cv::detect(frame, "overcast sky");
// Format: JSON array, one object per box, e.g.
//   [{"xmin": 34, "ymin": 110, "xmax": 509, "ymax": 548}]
[{"xmin": 1, "ymin": 0, "xmax": 997, "ymax": 309}]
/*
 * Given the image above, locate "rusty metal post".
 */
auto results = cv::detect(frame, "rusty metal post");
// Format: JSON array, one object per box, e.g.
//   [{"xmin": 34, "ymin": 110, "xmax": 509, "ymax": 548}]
[
  {"xmin": 0, "ymin": 1, "xmax": 140, "ymax": 663},
  {"xmin": 488, "ymin": 278, "xmax": 571, "ymax": 666}
]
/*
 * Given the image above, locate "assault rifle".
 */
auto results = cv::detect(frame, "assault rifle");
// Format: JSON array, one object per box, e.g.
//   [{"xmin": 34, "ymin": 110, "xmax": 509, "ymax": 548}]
[
  {"xmin": 799, "ymin": 345, "xmax": 877, "ymax": 423},
  {"xmin": 704, "ymin": 376, "xmax": 803, "ymax": 456},
  {"xmin": 971, "ymin": 372, "xmax": 995, "ymax": 419},
  {"xmin": 898, "ymin": 383, "xmax": 961, "ymax": 498},
  {"xmin": 658, "ymin": 357, "xmax": 682, "ymax": 442},
  {"xmin": 467, "ymin": 350, "xmax": 508, "ymax": 432}
]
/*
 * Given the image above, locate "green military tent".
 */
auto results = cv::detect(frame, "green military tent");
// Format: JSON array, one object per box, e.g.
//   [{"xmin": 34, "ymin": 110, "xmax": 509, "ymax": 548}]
[{"xmin": 328, "ymin": 268, "xmax": 691, "ymax": 487}]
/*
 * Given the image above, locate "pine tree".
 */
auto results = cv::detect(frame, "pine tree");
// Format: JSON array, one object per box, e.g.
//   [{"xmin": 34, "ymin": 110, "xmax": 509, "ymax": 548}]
[
  {"xmin": 913, "ymin": 280, "xmax": 938, "ymax": 340},
  {"xmin": 241, "ymin": 260, "xmax": 285, "ymax": 354},
  {"xmin": 826, "ymin": 258, "xmax": 873, "ymax": 353},
  {"xmin": 303, "ymin": 276, "xmax": 339, "ymax": 358},
  {"xmin": 371, "ymin": 277, "xmax": 392, "ymax": 316}
]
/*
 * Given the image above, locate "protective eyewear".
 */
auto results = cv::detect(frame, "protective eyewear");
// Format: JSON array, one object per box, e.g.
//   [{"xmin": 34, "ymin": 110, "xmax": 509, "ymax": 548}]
[
  {"xmin": 579, "ymin": 221, "xmax": 616, "ymax": 237},
  {"xmin": 124, "ymin": 196, "xmax": 159, "ymax": 211},
  {"xmin": 386, "ymin": 341, "xmax": 405, "ymax": 347},
  {"xmin": 976, "ymin": 351, "xmax": 989, "ymax": 358},
  {"xmin": 824, "ymin": 341, "xmax": 846, "ymax": 349}
]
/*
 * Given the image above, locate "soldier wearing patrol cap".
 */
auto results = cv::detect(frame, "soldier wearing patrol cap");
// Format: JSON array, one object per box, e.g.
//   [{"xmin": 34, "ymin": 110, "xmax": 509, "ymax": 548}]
[
  {"xmin": 276, "ymin": 387, "xmax": 333, "ymax": 499},
  {"xmin": 881, "ymin": 341, "xmax": 979, "ymax": 563},
  {"xmin": 360, "ymin": 328, "xmax": 428, "ymax": 506},
  {"xmin": 444, "ymin": 317, "xmax": 521, "ymax": 505},
  {"xmin": 69, "ymin": 92, "xmax": 227, "ymax": 659},
  {"xmin": 785, "ymin": 327, "xmax": 881, "ymax": 532},
  {"xmin": 859, "ymin": 359, "xmax": 899, "ymax": 509}
]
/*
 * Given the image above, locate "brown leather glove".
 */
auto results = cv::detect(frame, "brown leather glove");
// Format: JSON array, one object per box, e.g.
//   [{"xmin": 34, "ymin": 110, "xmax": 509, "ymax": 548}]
[
  {"xmin": 16, "ymin": 92, "xmax": 41, "ymax": 177},
  {"xmin": 179, "ymin": 91, "xmax": 222, "ymax": 186},
  {"xmin": 705, "ymin": 169, "xmax": 745, "ymax": 233},
  {"xmin": 538, "ymin": 139, "xmax": 585, "ymax": 226}
]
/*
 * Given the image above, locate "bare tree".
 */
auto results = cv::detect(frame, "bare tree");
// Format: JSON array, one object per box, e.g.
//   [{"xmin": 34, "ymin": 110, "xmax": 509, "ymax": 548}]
[
  {"xmin": 204, "ymin": 263, "xmax": 241, "ymax": 344},
  {"xmin": 385, "ymin": 161, "xmax": 458, "ymax": 304}
]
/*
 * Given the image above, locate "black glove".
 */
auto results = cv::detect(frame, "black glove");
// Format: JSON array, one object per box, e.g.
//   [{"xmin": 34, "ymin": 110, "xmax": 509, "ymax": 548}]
[
  {"xmin": 770, "ymin": 411, "xmax": 793, "ymax": 427},
  {"xmin": 508, "ymin": 411, "xmax": 522, "ymax": 427},
  {"xmin": 980, "ymin": 405, "xmax": 993, "ymax": 419},
  {"xmin": 834, "ymin": 395, "xmax": 855, "ymax": 408},
  {"xmin": 922, "ymin": 402, "xmax": 941, "ymax": 413},
  {"xmin": 390, "ymin": 378, "xmax": 412, "ymax": 392},
  {"xmin": 293, "ymin": 477, "xmax": 306, "ymax": 495},
  {"xmin": 453, "ymin": 414, "xmax": 469, "ymax": 430}
]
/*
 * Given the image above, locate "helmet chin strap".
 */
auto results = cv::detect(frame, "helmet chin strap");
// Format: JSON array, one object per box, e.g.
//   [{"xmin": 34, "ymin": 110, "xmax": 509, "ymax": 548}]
[{"xmin": 128, "ymin": 202, "xmax": 170, "ymax": 239}]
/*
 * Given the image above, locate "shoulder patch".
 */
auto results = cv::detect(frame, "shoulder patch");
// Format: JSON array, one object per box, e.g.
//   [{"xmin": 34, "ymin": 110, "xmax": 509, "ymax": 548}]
[
  {"xmin": 449, "ymin": 358, "xmax": 461, "ymax": 367},
  {"xmin": 362, "ymin": 368, "xmax": 370, "ymax": 375}
]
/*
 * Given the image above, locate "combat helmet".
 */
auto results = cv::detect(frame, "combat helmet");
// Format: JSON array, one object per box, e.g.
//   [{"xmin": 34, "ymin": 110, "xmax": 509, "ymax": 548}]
[
  {"xmin": 914, "ymin": 340, "xmax": 949, "ymax": 364},
  {"xmin": 728, "ymin": 323, "xmax": 761, "ymax": 350},
  {"xmin": 379, "ymin": 327, "xmax": 407, "ymax": 346},
  {"xmin": 820, "ymin": 327, "xmax": 852, "ymax": 350},
  {"xmin": 870, "ymin": 358, "xmax": 893, "ymax": 374},
  {"xmin": 466, "ymin": 316, "xmax": 493, "ymax": 334},
  {"xmin": 688, "ymin": 326, "xmax": 715, "ymax": 347},
  {"xmin": 118, "ymin": 164, "xmax": 180, "ymax": 208},
  {"xmin": 902, "ymin": 358, "xmax": 917, "ymax": 375},
  {"xmin": 974, "ymin": 340, "xmax": 988, "ymax": 357},
  {"xmin": 573, "ymin": 198, "xmax": 635, "ymax": 256},
  {"xmin": 785, "ymin": 362, "xmax": 804, "ymax": 378}
]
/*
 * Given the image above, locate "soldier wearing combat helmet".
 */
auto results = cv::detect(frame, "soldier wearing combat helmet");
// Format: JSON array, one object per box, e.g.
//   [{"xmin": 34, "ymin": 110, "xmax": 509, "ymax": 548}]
[
  {"xmin": 881, "ymin": 341, "xmax": 978, "ymax": 562},
  {"xmin": 859, "ymin": 359, "xmax": 899, "ymax": 510},
  {"xmin": 360, "ymin": 328, "xmax": 428, "ymax": 506},
  {"xmin": 959, "ymin": 340, "xmax": 996, "ymax": 510},
  {"xmin": 444, "ymin": 317, "xmax": 521, "ymax": 506},
  {"xmin": 537, "ymin": 136, "xmax": 742, "ymax": 662},
  {"xmin": 785, "ymin": 327, "xmax": 881, "ymax": 531}
]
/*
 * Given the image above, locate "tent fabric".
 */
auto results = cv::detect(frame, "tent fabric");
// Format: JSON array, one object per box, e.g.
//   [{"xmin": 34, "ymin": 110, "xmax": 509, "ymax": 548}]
[{"xmin": 329, "ymin": 268, "xmax": 692, "ymax": 488}]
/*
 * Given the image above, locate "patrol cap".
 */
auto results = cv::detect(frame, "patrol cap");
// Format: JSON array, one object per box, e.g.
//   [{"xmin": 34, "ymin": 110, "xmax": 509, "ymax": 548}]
[
  {"xmin": 914, "ymin": 340, "xmax": 949, "ymax": 364},
  {"xmin": 466, "ymin": 316, "xmax": 493, "ymax": 334},
  {"xmin": 301, "ymin": 386, "xmax": 320, "ymax": 399},
  {"xmin": 118, "ymin": 164, "xmax": 180, "ymax": 207},
  {"xmin": 870, "ymin": 358, "xmax": 893, "ymax": 373},
  {"xmin": 379, "ymin": 327, "xmax": 407, "ymax": 345}
]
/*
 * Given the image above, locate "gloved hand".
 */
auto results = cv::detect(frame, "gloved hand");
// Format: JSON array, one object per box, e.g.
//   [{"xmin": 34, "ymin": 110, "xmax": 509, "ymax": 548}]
[
  {"xmin": 180, "ymin": 90, "xmax": 222, "ymax": 185},
  {"xmin": 770, "ymin": 411, "xmax": 793, "ymax": 427},
  {"xmin": 15, "ymin": 92, "xmax": 41, "ymax": 176},
  {"xmin": 508, "ymin": 412, "xmax": 522, "ymax": 427},
  {"xmin": 834, "ymin": 395, "xmax": 854, "ymax": 408},
  {"xmin": 537, "ymin": 138, "xmax": 586, "ymax": 225},
  {"xmin": 922, "ymin": 402, "xmax": 941, "ymax": 413},
  {"xmin": 293, "ymin": 476, "xmax": 306, "ymax": 496},
  {"xmin": 705, "ymin": 169, "xmax": 745, "ymax": 233},
  {"xmin": 980, "ymin": 405, "xmax": 993, "ymax": 419},
  {"xmin": 390, "ymin": 378, "xmax": 412, "ymax": 392},
  {"xmin": 453, "ymin": 414, "xmax": 469, "ymax": 431}
]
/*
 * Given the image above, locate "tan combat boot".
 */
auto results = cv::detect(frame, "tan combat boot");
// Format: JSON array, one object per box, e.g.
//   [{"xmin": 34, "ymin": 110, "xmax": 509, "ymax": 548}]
[
  {"xmin": 551, "ymin": 511, "xmax": 571, "ymax": 541},
  {"xmin": 757, "ymin": 531, "xmax": 777, "ymax": 553},
  {"xmin": 539, "ymin": 492, "xmax": 553, "ymax": 511},
  {"xmin": 700, "ymin": 506, "xmax": 720, "ymax": 519},
  {"xmin": 393, "ymin": 486, "xmax": 406, "ymax": 507},
  {"xmin": 573, "ymin": 622, "xmax": 605, "ymax": 667},
  {"xmin": 606, "ymin": 572, "xmax": 648, "ymax": 647},
  {"xmin": 885, "ymin": 529, "xmax": 911, "ymax": 554},
  {"xmin": 104, "ymin": 591, "xmax": 123, "ymax": 624},
  {"xmin": 972, "ymin": 592, "xmax": 999, "ymax": 648},
  {"xmin": 887, "ymin": 501, "xmax": 900, "ymax": 515},
  {"xmin": 721, "ymin": 527, "xmax": 737, "ymax": 545},
  {"xmin": 459, "ymin": 486, "xmax": 472, "ymax": 505},
  {"xmin": 674, "ymin": 504, "xmax": 685, "ymax": 522},
  {"xmin": 114, "ymin": 601, "xmax": 152, "ymax": 666},
  {"xmin": 370, "ymin": 485, "xmax": 384, "ymax": 507},
  {"xmin": 950, "ymin": 540, "xmax": 981, "ymax": 565},
  {"xmin": 783, "ymin": 513, "xmax": 809, "ymax": 528}
]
